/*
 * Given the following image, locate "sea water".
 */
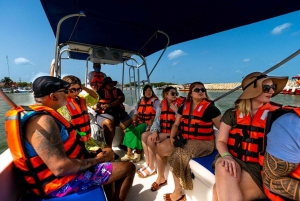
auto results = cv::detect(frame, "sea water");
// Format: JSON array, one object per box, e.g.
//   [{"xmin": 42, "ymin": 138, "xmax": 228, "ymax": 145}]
[{"xmin": 1, "ymin": 90, "xmax": 300, "ymax": 154}]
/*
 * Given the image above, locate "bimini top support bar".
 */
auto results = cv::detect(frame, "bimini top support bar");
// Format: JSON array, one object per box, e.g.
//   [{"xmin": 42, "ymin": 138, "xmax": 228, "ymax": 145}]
[
  {"xmin": 54, "ymin": 12, "xmax": 86, "ymax": 73},
  {"xmin": 148, "ymin": 30, "xmax": 170, "ymax": 77}
]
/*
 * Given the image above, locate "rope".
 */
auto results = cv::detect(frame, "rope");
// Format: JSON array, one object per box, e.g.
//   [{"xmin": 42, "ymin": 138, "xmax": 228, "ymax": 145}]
[
  {"xmin": 68, "ymin": 14, "xmax": 84, "ymax": 41},
  {"xmin": 138, "ymin": 31, "xmax": 158, "ymax": 53}
]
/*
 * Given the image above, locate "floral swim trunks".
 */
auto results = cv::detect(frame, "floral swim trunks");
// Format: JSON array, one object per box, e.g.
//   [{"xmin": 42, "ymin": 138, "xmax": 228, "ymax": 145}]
[{"xmin": 49, "ymin": 162, "xmax": 113, "ymax": 197}]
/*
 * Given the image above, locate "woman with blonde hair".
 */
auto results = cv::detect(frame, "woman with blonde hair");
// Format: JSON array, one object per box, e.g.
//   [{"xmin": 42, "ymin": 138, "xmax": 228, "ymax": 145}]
[
  {"xmin": 156, "ymin": 82, "xmax": 221, "ymax": 201},
  {"xmin": 137, "ymin": 87, "xmax": 185, "ymax": 184},
  {"xmin": 213, "ymin": 72, "xmax": 288, "ymax": 201}
]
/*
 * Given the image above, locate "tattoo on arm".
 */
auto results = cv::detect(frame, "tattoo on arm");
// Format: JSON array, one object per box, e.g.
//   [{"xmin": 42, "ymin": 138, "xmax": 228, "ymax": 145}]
[
  {"xmin": 34, "ymin": 116, "xmax": 66, "ymax": 162},
  {"xmin": 263, "ymin": 152, "xmax": 300, "ymax": 200},
  {"xmin": 76, "ymin": 158, "xmax": 95, "ymax": 174},
  {"xmin": 32, "ymin": 116, "xmax": 98, "ymax": 175}
]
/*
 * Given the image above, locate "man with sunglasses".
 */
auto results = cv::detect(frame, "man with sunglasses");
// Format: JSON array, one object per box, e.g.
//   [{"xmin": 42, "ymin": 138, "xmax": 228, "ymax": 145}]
[{"xmin": 6, "ymin": 76, "xmax": 135, "ymax": 200}]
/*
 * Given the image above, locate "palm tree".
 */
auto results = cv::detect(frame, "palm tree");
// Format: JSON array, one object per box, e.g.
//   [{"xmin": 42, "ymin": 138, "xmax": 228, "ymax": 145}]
[{"xmin": 1, "ymin": 77, "xmax": 13, "ymax": 88}]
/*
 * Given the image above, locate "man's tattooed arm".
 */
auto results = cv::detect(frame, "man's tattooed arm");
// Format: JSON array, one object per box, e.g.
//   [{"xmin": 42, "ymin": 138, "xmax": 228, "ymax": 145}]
[
  {"xmin": 263, "ymin": 152, "xmax": 300, "ymax": 200},
  {"xmin": 26, "ymin": 114, "xmax": 106, "ymax": 176}
]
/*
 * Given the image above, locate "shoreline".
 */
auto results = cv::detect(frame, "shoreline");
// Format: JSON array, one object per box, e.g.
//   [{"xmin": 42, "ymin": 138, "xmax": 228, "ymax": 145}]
[{"xmin": 171, "ymin": 80, "xmax": 296, "ymax": 91}]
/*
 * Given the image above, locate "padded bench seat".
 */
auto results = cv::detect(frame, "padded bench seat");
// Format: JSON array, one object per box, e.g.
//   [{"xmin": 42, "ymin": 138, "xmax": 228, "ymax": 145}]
[
  {"xmin": 21, "ymin": 186, "xmax": 106, "ymax": 201},
  {"xmin": 191, "ymin": 149, "xmax": 270, "ymax": 201},
  {"xmin": 192, "ymin": 149, "xmax": 218, "ymax": 174}
]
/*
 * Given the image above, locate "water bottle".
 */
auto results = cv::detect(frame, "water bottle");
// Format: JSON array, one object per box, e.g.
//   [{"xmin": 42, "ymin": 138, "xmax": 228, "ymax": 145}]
[{"xmin": 97, "ymin": 127, "xmax": 106, "ymax": 148}]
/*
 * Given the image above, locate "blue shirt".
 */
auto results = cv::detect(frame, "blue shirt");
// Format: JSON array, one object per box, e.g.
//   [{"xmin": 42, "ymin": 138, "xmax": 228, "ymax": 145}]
[
  {"xmin": 23, "ymin": 112, "xmax": 69, "ymax": 157},
  {"xmin": 266, "ymin": 113, "xmax": 300, "ymax": 163}
]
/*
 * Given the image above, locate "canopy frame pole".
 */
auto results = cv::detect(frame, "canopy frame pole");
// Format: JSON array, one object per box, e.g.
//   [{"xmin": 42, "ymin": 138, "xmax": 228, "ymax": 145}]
[
  {"xmin": 54, "ymin": 13, "xmax": 86, "ymax": 77},
  {"xmin": 148, "ymin": 31, "xmax": 170, "ymax": 77}
]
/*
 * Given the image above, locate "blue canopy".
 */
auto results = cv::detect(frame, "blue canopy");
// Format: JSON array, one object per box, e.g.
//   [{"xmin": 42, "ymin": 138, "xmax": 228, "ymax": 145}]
[{"xmin": 40, "ymin": 0, "xmax": 300, "ymax": 58}]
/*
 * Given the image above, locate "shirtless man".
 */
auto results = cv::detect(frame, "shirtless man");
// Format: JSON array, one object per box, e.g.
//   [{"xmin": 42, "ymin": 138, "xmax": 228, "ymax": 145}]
[{"xmin": 7, "ymin": 76, "xmax": 135, "ymax": 201}]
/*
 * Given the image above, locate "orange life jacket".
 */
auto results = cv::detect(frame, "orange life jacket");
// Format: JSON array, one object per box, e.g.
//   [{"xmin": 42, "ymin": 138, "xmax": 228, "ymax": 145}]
[
  {"xmin": 180, "ymin": 99, "xmax": 214, "ymax": 140},
  {"xmin": 227, "ymin": 102, "xmax": 280, "ymax": 163},
  {"xmin": 97, "ymin": 88, "xmax": 125, "ymax": 113},
  {"xmin": 137, "ymin": 97, "xmax": 159, "ymax": 124},
  {"xmin": 90, "ymin": 71, "xmax": 105, "ymax": 90},
  {"xmin": 261, "ymin": 105, "xmax": 300, "ymax": 201},
  {"xmin": 5, "ymin": 105, "xmax": 87, "ymax": 196},
  {"xmin": 160, "ymin": 96, "xmax": 186, "ymax": 133},
  {"xmin": 66, "ymin": 96, "xmax": 91, "ymax": 142}
]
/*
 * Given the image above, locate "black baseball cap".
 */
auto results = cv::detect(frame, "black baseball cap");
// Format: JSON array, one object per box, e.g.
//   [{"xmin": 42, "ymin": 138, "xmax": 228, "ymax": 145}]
[{"xmin": 33, "ymin": 76, "xmax": 70, "ymax": 98}]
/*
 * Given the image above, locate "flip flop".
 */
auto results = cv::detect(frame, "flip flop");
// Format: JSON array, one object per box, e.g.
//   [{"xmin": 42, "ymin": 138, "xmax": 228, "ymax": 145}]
[
  {"xmin": 163, "ymin": 194, "xmax": 186, "ymax": 201},
  {"xmin": 137, "ymin": 166, "xmax": 156, "ymax": 178},
  {"xmin": 150, "ymin": 180, "xmax": 167, "ymax": 191}
]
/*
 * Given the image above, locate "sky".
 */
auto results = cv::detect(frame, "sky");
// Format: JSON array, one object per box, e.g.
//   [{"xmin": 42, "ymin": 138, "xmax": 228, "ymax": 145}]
[{"xmin": 1, "ymin": 1, "xmax": 300, "ymax": 85}]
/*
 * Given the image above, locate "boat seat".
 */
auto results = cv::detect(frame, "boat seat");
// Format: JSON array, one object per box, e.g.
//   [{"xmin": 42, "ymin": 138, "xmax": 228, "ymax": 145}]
[
  {"xmin": 190, "ymin": 149, "xmax": 271, "ymax": 201},
  {"xmin": 20, "ymin": 186, "xmax": 106, "ymax": 201},
  {"xmin": 192, "ymin": 149, "xmax": 218, "ymax": 174}
]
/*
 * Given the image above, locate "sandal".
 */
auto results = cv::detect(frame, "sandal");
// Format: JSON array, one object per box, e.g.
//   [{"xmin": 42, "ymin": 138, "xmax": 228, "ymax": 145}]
[
  {"xmin": 136, "ymin": 163, "xmax": 148, "ymax": 174},
  {"xmin": 120, "ymin": 154, "xmax": 133, "ymax": 162},
  {"xmin": 150, "ymin": 180, "xmax": 167, "ymax": 191},
  {"xmin": 163, "ymin": 194, "xmax": 186, "ymax": 201},
  {"xmin": 137, "ymin": 166, "xmax": 156, "ymax": 178}
]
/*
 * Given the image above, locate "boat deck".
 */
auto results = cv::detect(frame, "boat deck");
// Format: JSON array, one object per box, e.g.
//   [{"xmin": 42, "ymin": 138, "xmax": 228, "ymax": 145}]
[{"xmin": 113, "ymin": 147, "xmax": 177, "ymax": 201}]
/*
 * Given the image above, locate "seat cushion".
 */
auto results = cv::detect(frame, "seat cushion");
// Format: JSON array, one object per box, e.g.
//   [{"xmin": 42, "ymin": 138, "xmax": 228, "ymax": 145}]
[
  {"xmin": 192, "ymin": 149, "xmax": 218, "ymax": 174},
  {"xmin": 21, "ymin": 186, "xmax": 106, "ymax": 201}
]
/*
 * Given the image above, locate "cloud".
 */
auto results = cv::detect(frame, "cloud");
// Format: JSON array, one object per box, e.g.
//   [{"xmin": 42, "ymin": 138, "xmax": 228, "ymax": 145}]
[
  {"xmin": 167, "ymin": 50, "xmax": 187, "ymax": 60},
  {"xmin": 291, "ymin": 31, "xmax": 300, "ymax": 36},
  {"xmin": 243, "ymin": 59, "xmax": 250, "ymax": 62},
  {"xmin": 271, "ymin": 23, "xmax": 291, "ymax": 35},
  {"xmin": 14, "ymin": 57, "xmax": 33, "ymax": 65},
  {"xmin": 171, "ymin": 61, "xmax": 179, "ymax": 66}
]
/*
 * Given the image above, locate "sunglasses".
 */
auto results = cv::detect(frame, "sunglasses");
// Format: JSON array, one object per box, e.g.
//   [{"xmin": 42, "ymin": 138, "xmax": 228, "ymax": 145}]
[
  {"xmin": 69, "ymin": 87, "xmax": 82, "ymax": 93},
  {"xmin": 56, "ymin": 88, "xmax": 68, "ymax": 94},
  {"xmin": 193, "ymin": 88, "xmax": 206, "ymax": 93},
  {"xmin": 262, "ymin": 84, "xmax": 276, "ymax": 93},
  {"xmin": 170, "ymin": 91, "xmax": 178, "ymax": 96}
]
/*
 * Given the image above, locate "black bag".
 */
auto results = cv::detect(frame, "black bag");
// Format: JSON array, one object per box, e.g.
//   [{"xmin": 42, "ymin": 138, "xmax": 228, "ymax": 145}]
[{"xmin": 173, "ymin": 135, "xmax": 187, "ymax": 148}]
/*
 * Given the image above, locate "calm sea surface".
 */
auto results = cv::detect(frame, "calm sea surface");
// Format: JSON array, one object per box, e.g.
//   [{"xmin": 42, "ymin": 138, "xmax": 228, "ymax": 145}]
[{"xmin": 1, "ymin": 90, "xmax": 300, "ymax": 154}]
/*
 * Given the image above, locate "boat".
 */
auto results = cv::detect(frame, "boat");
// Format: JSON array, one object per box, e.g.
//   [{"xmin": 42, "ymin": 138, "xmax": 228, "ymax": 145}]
[
  {"xmin": 14, "ymin": 87, "xmax": 33, "ymax": 93},
  {"xmin": 1, "ymin": 88, "xmax": 14, "ymax": 93},
  {"xmin": 1, "ymin": 1, "xmax": 300, "ymax": 201},
  {"xmin": 178, "ymin": 84, "xmax": 191, "ymax": 92},
  {"xmin": 281, "ymin": 76, "xmax": 300, "ymax": 95}
]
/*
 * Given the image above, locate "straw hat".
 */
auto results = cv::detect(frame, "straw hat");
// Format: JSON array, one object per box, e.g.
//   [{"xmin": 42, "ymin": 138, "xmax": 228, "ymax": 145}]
[{"xmin": 237, "ymin": 72, "xmax": 288, "ymax": 100}]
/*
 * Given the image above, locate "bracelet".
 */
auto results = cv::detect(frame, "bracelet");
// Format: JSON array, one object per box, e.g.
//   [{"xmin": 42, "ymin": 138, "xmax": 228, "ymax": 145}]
[{"xmin": 221, "ymin": 152, "xmax": 232, "ymax": 158}]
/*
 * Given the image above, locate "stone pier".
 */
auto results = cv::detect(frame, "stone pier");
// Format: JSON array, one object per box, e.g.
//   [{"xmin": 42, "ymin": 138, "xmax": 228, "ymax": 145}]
[
  {"xmin": 203, "ymin": 80, "xmax": 293, "ymax": 90},
  {"xmin": 204, "ymin": 82, "xmax": 241, "ymax": 90}
]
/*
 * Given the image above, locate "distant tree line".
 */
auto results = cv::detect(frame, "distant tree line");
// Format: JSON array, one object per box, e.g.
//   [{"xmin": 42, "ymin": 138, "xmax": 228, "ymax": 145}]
[{"xmin": 1, "ymin": 77, "xmax": 32, "ymax": 88}]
